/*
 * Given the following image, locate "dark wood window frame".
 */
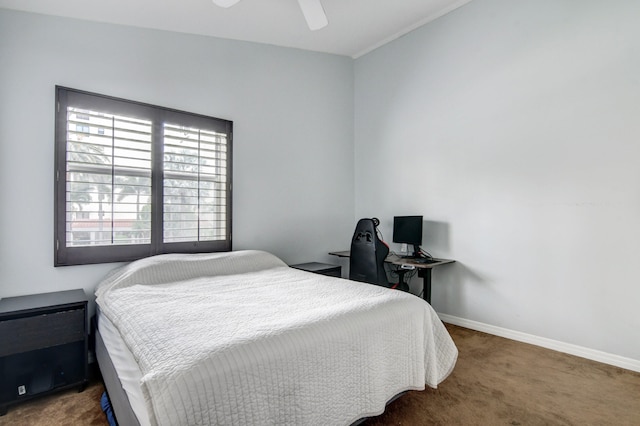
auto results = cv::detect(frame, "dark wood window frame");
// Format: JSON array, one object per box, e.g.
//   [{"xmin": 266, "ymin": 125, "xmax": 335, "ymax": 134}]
[{"xmin": 54, "ymin": 86, "xmax": 232, "ymax": 266}]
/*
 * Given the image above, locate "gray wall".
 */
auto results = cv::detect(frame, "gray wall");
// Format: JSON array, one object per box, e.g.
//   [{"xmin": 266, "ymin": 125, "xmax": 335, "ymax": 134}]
[
  {"xmin": 354, "ymin": 0, "xmax": 640, "ymax": 362},
  {"xmin": 0, "ymin": 10, "xmax": 355, "ymax": 308},
  {"xmin": 2, "ymin": 0, "xmax": 640, "ymax": 368}
]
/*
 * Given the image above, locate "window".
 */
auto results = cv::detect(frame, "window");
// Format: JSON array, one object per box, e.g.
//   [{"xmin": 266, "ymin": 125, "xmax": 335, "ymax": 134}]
[{"xmin": 55, "ymin": 87, "xmax": 232, "ymax": 266}]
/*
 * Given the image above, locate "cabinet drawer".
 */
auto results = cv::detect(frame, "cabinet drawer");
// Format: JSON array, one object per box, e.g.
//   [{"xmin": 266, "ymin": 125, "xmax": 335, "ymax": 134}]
[{"xmin": 0, "ymin": 309, "xmax": 85, "ymax": 357}]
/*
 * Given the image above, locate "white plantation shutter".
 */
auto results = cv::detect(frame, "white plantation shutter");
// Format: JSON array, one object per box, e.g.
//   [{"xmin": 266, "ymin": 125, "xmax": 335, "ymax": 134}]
[
  {"xmin": 65, "ymin": 108, "xmax": 152, "ymax": 247},
  {"xmin": 163, "ymin": 124, "xmax": 228, "ymax": 243},
  {"xmin": 55, "ymin": 87, "xmax": 232, "ymax": 266}
]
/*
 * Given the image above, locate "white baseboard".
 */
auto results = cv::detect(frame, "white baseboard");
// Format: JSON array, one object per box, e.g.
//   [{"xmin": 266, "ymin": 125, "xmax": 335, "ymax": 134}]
[{"xmin": 438, "ymin": 313, "xmax": 640, "ymax": 373}]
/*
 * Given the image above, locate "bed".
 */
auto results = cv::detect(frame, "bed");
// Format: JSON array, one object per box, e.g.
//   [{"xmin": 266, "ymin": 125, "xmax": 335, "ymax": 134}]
[{"xmin": 95, "ymin": 250, "xmax": 457, "ymax": 425}]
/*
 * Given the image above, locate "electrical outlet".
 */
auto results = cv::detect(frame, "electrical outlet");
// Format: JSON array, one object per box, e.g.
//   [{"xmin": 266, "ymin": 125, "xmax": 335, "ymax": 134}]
[
  {"xmin": 400, "ymin": 243, "xmax": 407, "ymax": 254},
  {"xmin": 18, "ymin": 385, "xmax": 26, "ymax": 396}
]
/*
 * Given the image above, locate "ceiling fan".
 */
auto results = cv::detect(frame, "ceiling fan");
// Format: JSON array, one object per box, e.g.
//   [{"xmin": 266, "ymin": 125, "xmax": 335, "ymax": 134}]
[{"xmin": 212, "ymin": 0, "xmax": 328, "ymax": 31}]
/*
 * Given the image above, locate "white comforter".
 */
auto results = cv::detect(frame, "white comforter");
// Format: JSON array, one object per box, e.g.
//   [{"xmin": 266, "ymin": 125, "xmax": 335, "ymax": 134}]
[{"xmin": 96, "ymin": 250, "xmax": 457, "ymax": 426}]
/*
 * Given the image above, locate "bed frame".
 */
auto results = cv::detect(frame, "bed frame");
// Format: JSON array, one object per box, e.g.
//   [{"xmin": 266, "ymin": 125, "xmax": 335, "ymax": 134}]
[{"xmin": 95, "ymin": 324, "xmax": 141, "ymax": 426}]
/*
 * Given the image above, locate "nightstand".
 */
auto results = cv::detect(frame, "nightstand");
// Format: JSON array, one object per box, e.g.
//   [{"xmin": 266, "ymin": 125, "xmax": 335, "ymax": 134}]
[
  {"xmin": 290, "ymin": 262, "xmax": 342, "ymax": 278},
  {"xmin": 0, "ymin": 289, "xmax": 88, "ymax": 415}
]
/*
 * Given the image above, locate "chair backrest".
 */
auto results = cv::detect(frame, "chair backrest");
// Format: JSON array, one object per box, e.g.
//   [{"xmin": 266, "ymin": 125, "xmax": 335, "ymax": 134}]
[{"xmin": 349, "ymin": 218, "xmax": 391, "ymax": 287}]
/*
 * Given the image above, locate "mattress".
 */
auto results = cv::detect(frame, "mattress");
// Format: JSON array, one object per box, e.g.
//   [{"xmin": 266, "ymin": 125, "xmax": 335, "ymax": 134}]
[
  {"xmin": 96, "ymin": 250, "xmax": 457, "ymax": 425},
  {"xmin": 98, "ymin": 311, "xmax": 150, "ymax": 426}
]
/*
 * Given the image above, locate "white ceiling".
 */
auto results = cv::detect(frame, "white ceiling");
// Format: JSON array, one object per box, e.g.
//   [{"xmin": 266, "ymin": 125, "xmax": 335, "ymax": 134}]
[{"xmin": 0, "ymin": 0, "xmax": 473, "ymax": 58}]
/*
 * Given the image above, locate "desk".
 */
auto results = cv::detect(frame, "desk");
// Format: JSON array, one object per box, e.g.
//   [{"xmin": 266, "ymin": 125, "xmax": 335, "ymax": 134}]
[{"xmin": 328, "ymin": 251, "xmax": 455, "ymax": 304}]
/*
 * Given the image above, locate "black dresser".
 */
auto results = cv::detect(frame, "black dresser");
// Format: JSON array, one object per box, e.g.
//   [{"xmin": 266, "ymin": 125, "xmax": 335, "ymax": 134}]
[{"xmin": 0, "ymin": 289, "xmax": 88, "ymax": 415}]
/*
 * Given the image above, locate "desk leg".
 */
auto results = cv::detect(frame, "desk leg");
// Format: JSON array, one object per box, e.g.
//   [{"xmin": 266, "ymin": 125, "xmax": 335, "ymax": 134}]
[{"xmin": 418, "ymin": 269, "xmax": 432, "ymax": 304}]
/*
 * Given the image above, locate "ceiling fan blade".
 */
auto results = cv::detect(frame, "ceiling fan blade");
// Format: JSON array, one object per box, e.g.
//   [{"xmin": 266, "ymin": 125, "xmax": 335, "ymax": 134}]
[
  {"xmin": 297, "ymin": 0, "xmax": 328, "ymax": 31},
  {"xmin": 212, "ymin": 0, "xmax": 241, "ymax": 8}
]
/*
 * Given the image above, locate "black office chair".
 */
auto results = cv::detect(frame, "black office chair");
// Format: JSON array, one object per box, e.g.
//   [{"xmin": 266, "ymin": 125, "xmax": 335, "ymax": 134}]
[{"xmin": 349, "ymin": 218, "xmax": 409, "ymax": 291}]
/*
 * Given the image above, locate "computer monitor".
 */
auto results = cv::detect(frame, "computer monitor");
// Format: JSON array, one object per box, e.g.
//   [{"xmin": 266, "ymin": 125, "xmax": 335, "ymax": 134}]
[{"xmin": 393, "ymin": 216, "xmax": 423, "ymax": 258}]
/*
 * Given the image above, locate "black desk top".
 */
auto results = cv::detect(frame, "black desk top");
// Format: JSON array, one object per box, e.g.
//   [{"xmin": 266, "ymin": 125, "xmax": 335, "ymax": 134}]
[{"xmin": 329, "ymin": 250, "xmax": 455, "ymax": 269}]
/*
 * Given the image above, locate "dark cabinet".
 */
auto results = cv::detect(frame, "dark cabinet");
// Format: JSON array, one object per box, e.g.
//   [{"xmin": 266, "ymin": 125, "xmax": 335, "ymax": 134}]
[{"xmin": 0, "ymin": 289, "xmax": 88, "ymax": 415}]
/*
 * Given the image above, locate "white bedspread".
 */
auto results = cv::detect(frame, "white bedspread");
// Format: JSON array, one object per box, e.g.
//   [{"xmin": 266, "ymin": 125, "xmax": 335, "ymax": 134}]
[{"xmin": 96, "ymin": 250, "xmax": 457, "ymax": 426}]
